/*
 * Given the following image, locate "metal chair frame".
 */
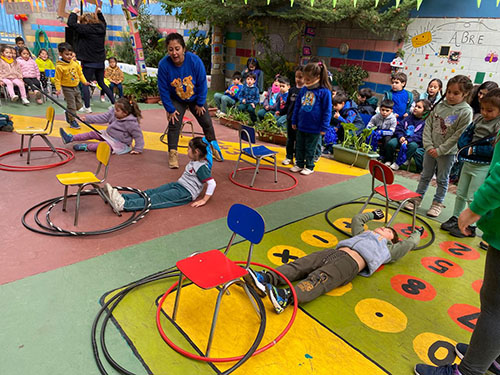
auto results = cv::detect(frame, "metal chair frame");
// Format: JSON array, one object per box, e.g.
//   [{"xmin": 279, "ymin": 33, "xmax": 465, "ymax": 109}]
[
  {"xmin": 160, "ymin": 117, "xmax": 203, "ymax": 148},
  {"xmin": 233, "ymin": 125, "xmax": 278, "ymax": 187},
  {"xmin": 172, "ymin": 204, "xmax": 265, "ymax": 357},
  {"xmin": 359, "ymin": 159, "xmax": 419, "ymax": 230}
]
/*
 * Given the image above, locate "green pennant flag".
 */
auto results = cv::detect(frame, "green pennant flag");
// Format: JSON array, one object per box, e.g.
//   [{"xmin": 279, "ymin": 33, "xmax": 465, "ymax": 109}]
[
  {"xmin": 375, "ymin": 0, "xmax": 379, "ymax": 7},
  {"xmin": 291, "ymin": 0, "xmax": 294, "ymax": 6},
  {"xmin": 497, "ymin": 0, "xmax": 500, "ymax": 6},
  {"xmin": 353, "ymin": 0, "xmax": 357, "ymax": 7},
  {"xmin": 310, "ymin": 0, "xmax": 314, "ymax": 5},
  {"xmin": 417, "ymin": 0, "xmax": 423, "ymax": 10},
  {"xmin": 395, "ymin": 0, "xmax": 400, "ymax": 6},
  {"xmin": 333, "ymin": 0, "xmax": 337, "ymax": 7},
  {"xmin": 477, "ymin": 0, "xmax": 481, "ymax": 7}
]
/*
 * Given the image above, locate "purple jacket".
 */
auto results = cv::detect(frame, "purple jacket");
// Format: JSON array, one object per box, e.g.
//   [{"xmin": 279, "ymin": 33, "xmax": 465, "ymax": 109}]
[
  {"xmin": 86, "ymin": 109, "xmax": 145, "ymax": 152},
  {"xmin": 16, "ymin": 57, "xmax": 40, "ymax": 79},
  {"xmin": 394, "ymin": 113, "xmax": 425, "ymax": 146}
]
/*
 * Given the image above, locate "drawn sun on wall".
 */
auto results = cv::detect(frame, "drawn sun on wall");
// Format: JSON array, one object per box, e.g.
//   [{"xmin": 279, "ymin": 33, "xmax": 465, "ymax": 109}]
[{"xmin": 405, "ymin": 22, "xmax": 443, "ymax": 54}]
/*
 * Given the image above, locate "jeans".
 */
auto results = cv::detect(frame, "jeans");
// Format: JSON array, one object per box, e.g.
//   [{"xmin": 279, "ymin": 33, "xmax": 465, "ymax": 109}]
[
  {"xmin": 384, "ymin": 138, "xmax": 419, "ymax": 164},
  {"xmin": 257, "ymin": 108, "xmax": 273, "ymax": 121},
  {"xmin": 123, "ymin": 182, "xmax": 192, "ymax": 211},
  {"xmin": 81, "ymin": 66, "xmax": 115, "ymax": 107},
  {"xmin": 459, "ymin": 246, "xmax": 500, "ymax": 375},
  {"xmin": 238, "ymin": 103, "xmax": 257, "ymax": 123},
  {"xmin": 452, "ymin": 161, "xmax": 490, "ymax": 217},
  {"xmin": 416, "ymin": 152, "xmax": 455, "ymax": 204},
  {"xmin": 213, "ymin": 93, "xmax": 235, "ymax": 113},
  {"xmin": 296, "ymin": 131, "xmax": 320, "ymax": 170},
  {"xmin": 109, "ymin": 82, "xmax": 123, "ymax": 98},
  {"xmin": 276, "ymin": 115, "xmax": 287, "ymax": 128}
]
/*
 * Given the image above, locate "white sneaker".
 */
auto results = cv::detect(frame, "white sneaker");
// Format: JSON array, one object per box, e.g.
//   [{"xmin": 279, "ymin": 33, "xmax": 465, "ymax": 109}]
[
  {"xmin": 85, "ymin": 107, "xmax": 93, "ymax": 113},
  {"xmin": 300, "ymin": 168, "xmax": 314, "ymax": 176},
  {"xmin": 11, "ymin": 95, "xmax": 19, "ymax": 102},
  {"xmin": 22, "ymin": 97, "xmax": 30, "ymax": 105},
  {"xmin": 384, "ymin": 161, "xmax": 392, "ymax": 166},
  {"xmin": 100, "ymin": 96, "xmax": 106, "ymax": 103},
  {"xmin": 282, "ymin": 158, "xmax": 292, "ymax": 165},
  {"xmin": 104, "ymin": 183, "xmax": 114, "ymax": 199},
  {"xmin": 289, "ymin": 165, "xmax": 303, "ymax": 173},
  {"xmin": 390, "ymin": 162, "xmax": 399, "ymax": 170},
  {"xmin": 110, "ymin": 188, "xmax": 125, "ymax": 211}
]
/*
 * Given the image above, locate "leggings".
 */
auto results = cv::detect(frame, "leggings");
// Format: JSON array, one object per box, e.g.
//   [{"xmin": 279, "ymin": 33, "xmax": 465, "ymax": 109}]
[
  {"xmin": 23, "ymin": 77, "xmax": 42, "ymax": 91},
  {"xmin": 1, "ymin": 78, "xmax": 27, "ymax": 99},
  {"xmin": 81, "ymin": 66, "xmax": 115, "ymax": 107},
  {"xmin": 72, "ymin": 131, "xmax": 104, "ymax": 152},
  {"xmin": 459, "ymin": 246, "xmax": 500, "ymax": 375}
]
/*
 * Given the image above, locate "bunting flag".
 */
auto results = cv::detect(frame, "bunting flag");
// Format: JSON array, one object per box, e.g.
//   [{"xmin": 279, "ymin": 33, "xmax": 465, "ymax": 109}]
[
  {"xmin": 375, "ymin": 0, "xmax": 379, "ymax": 7},
  {"xmin": 267, "ymin": 0, "xmax": 270, "ymax": 4},
  {"xmin": 417, "ymin": 0, "xmax": 424, "ymax": 10},
  {"xmin": 353, "ymin": 0, "xmax": 357, "ymax": 7},
  {"xmin": 477, "ymin": 0, "xmax": 481, "ymax": 7},
  {"xmin": 497, "ymin": 0, "xmax": 500, "ymax": 6},
  {"xmin": 310, "ymin": 0, "xmax": 314, "ymax": 6},
  {"xmin": 395, "ymin": 0, "xmax": 401, "ymax": 7},
  {"xmin": 332, "ymin": 0, "xmax": 337, "ymax": 7}
]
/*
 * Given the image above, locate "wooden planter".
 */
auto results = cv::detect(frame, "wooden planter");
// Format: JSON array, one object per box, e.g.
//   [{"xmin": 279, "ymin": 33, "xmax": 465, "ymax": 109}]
[
  {"xmin": 208, "ymin": 107, "xmax": 218, "ymax": 117},
  {"xmin": 219, "ymin": 117, "xmax": 242, "ymax": 130},
  {"xmin": 257, "ymin": 132, "xmax": 287, "ymax": 146},
  {"xmin": 332, "ymin": 144, "xmax": 379, "ymax": 169},
  {"xmin": 145, "ymin": 96, "xmax": 161, "ymax": 104}
]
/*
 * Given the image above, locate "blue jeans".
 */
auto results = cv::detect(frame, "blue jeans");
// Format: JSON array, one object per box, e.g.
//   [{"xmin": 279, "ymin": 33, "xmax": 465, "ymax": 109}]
[
  {"xmin": 109, "ymin": 82, "xmax": 123, "ymax": 98},
  {"xmin": 214, "ymin": 93, "xmax": 236, "ymax": 113},
  {"xmin": 238, "ymin": 103, "xmax": 257, "ymax": 123},
  {"xmin": 416, "ymin": 152, "xmax": 455, "ymax": 203},
  {"xmin": 276, "ymin": 115, "xmax": 287, "ymax": 128},
  {"xmin": 123, "ymin": 182, "xmax": 192, "ymax": 211}
]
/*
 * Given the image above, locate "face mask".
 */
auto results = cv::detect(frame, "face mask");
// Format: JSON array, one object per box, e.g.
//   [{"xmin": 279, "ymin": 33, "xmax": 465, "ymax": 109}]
[{"xmin": 271, "ymin": 84, "xmax": 280, "ymax": 94}]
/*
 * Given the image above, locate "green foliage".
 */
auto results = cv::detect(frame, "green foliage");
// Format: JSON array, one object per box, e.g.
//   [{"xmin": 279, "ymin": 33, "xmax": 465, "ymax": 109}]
[
  {"xmin": 186, "ymin": 28, "xmax": 212, "ymax": 73},
  {"xmin": 114, "ymin": 32, "xmax": 135, "ymax": 65},
  {"xmin": 255, "ymin": 113, "xmax": 286, "ymax": 136},
  {"xmin": 259, "ymin": 49, "xmax": 295, "ymax": 89},
  {"xmin": 331, "ymin": 64, "xmax": 369, "ymax": 97},
  {"xmin": 123, "ymin": 75, "xmax": 159, "ymax": 101},
  {"xmin": 138, "ymin": 5, "xmax": 165, "ymax": 68},
  {"xmin": 340, "ymin": 123, "xmax": 375, "ymax": 154},
  {"xmin": 225, "ymin": 106, "xmax": 251, "ymax": 125}
]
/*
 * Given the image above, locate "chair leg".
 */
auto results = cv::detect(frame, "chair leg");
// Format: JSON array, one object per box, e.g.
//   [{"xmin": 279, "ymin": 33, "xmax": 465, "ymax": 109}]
[
  {"xmin": 387, "ymin": 202, "xmax": 404, "ymax": 227},
  {"xmin": 74, "ymin": 186, "xmax": 83, "ymax": 226},
  {"xmin": 27, "ymin": 136, "xmax": 33, "ymax": 165},
  {"xmin": 41, "ymin": 135, "xmax": 63, "ymax": 160},
  {"xmin": 172, "ymin": 273, "xmax": 184, "ymax": 321},
  {"xmin": 273, "ymin": 155, "xmax": 277, "ymax": 183},
  {"xmin": 250, "ymin": 158, "xmax": 261, "ymax": 187},
  {"xmin": 20, "ymin": 135, "xmax": 24, "ymax": 157},
  {"xmin": 62, "ymin": 185, "xmax": 69, "ymax": 212},
  {"xmin": 358, "ymin": 192, "xmax": 375, "ymax": 214},
  {"xmin": 232, "ymin": 155, "xmax": 241, "ymax": 178},
  {"xmin": 242, "ymin": 283, "xmax": 261, "ymax": 318}
]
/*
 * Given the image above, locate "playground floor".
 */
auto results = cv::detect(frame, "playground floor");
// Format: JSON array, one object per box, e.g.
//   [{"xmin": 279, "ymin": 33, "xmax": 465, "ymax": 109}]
[{"xmin": 0, "ymin": 97, "xmax": 484, "ymax": 374}]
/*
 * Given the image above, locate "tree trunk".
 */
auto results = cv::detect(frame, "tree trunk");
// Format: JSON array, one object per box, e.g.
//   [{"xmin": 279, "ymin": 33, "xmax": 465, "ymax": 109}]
[{"xmin": 210, "ymin": 25, "xmax": 225, "ymax": 92}]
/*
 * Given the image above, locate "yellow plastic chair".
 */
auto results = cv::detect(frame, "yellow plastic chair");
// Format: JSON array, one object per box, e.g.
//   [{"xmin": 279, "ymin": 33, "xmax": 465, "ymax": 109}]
[
  {"xmin": 56, "ymin": 142, "xmax": 119, "ymax": 226},
  {"xmin": 15, "ymin": 106, "xmax": 62, "ymax": 164}
]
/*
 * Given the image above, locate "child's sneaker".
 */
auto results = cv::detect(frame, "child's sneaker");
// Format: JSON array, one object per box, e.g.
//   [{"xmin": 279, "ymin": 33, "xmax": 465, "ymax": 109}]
[
  {"xmin": 390, "ymin": 162, "xmax": 399, "ymax": 170},
  {"xmin": 69, "ymin": 120, "xmax": 80, "ymax": 129},
  {"xmin": 0, "ymin": 124, "xmax": 14, "ymax": 132},
  {"xmin": 427, "ymin": 201, "xmax": 445, "ymax": 218},
  {"xmin": 243, "ymin": 269, "xmax": 268, "ymax": 297},
  {"xmin": 100, "ymin": 96, "xmax": 106, "ymax": 102},
  {"xmin": 404, "ymin": 197, "xmax": 422, "ymax": 211},
  {"xmin": 22, "ymin": 97, "xmax": 30, "ymax": 105},
  {"xmin": 414, "ymin": 363, "xmax": 460, "ymax": 375},
  {"xmin": 282, "ymin": 158, "xmax": 292, "ymax": 165},
  {"xmin": 78, "ymin": 106, "xmax": 92, "ymax": 113},
  {"xmin": 104, "ymin": 183, "xmax": 114, "ymax": 200},
  {"xmin": 11, "ymin": 95, "xmax": 19, "ymax": 102},
  {"xmin": 314, "ymin": 155, "xmax": 320, "ymax": 163},
  {"xmin": 59, "ymin": 128, "xmax": 74, "ymax": 144},
  {"xmin": 35, "ymin": 91, "xmax": 43, "ymax": 104},
  {"xmin": 289, "ymin": 165, "xmax": 303, "ymax": 173},
  {"xmin": 455, "ymin": 343, "xmax": 500, "ymax": 375},
  {"xmin": 73, "ymin": 144, "xmax": 88, "ymax": 151},
  {"xmin": 440, "ymin": 216, "xmax": 458, "ymax": 231},
  {"xmin": 300, "ymin": 168, "xmax": 314, "ymax": 176},
  {"xmin": 266, "ymin": 284, "xmax": 292, "ymax": 314},
  {"xmin": 384, "ymin": 161, "xmax": 392, "ymax": 167}
]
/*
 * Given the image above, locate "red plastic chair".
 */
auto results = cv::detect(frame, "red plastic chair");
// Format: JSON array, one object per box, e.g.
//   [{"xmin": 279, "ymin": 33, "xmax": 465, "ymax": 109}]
[
  {"xmin": 359, "ymin": 159, "xmax": 420, "ymax": 229},
  {"xmin": 171, "ymin": 204, "xmax": 265, "ymax": 356}
]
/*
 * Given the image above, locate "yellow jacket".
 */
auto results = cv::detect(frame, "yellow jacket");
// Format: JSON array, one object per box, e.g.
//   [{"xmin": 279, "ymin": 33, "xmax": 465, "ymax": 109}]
[
  {"xmin": 36, "ymin": 57, "xmax": 55, "ymax": 72},
  {"xmin": 55, "ymin": 59, "xmax": 87, "ymax": 90},
  {"xmin": 104, "ymin": 65, "xmax": 124, "ymax": 84}
]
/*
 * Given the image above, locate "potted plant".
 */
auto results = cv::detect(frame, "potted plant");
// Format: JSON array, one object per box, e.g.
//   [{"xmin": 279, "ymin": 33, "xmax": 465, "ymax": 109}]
[
  {"xmin": 331, "ymin": 64, "xmax": 369, "ymax": 97},
  {"xmin": 218, "ymin": 107, "xmax": 250, "ymax": 129},
  {"xmin": 332, "ymin": 123, "xmax": 379, "ymax": 169},
  {"xmin": 255, "ymin": 113, "xmax": 287, "ymax": 145},
  {"xmin": 123, "ymin": 75, "xmax": 160, "ymax": 103}
]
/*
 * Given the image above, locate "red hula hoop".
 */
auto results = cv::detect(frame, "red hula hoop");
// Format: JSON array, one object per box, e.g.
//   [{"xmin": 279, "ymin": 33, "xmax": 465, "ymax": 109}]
[{"xmin": 0, "ymin": 147, "xmax": 74, "ymax": 171}]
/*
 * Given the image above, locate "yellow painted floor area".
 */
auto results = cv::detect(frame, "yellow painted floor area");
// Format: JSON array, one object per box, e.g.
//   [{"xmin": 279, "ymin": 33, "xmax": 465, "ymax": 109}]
[{"xmin": 11, "ymin": 114, "xmax": 369, "ymax": 177}]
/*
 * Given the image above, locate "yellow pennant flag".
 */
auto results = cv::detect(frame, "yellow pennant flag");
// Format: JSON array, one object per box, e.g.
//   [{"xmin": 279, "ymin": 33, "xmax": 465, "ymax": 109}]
[
  {"xmin": 333, "ymin": 0, "xmax": 337, "ymax": 7},
  {"xmin": 417, "ymin": 0, "xmax": 424, "ymax": 10},
  {"xmin": 395, "ymin": 0, "xmax": 400, "ymax": 6},
  {"xmin": 375, "ymin": 0, "xmax": 379, "ymax": 7},
  {"xmin": 353, "ymin": 0, "xmax": 357, "ymax": 7}
]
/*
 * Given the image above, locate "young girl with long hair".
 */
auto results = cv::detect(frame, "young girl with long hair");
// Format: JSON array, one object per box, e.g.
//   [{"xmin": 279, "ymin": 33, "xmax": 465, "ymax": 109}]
[{"xmin": 16, "ymin": 47, "xmax": 43, "ymax": 104}]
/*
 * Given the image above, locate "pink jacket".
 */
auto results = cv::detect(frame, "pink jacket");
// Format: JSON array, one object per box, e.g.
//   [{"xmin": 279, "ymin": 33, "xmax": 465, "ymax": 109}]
[
  {"xmin": 0, "ymin": 58, "xmax": 23, "ymax": 80},
  {"xmin": 16, "ymin": 57, "xmax": 40, "ymax": 79}
]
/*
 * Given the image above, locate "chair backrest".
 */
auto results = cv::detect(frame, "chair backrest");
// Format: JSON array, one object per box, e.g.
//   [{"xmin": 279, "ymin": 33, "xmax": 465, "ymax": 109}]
[
  {"xmin": 240, "ymin": 124, "xmax": 256, "ymax": 144},
  {"xmin": 95, "ymin": 142, "xmax": 112, "ymax": 181},
  {"xmin": 44, "ymin": 106, "xmax": 55, "ymax": 132},
  {"xmin": 227, "ymin": 203, "xmax": 265, "ymax": 244},
  {"xmin": 369, "ymin": 159, "xmax": 394, "ymax": 185}
]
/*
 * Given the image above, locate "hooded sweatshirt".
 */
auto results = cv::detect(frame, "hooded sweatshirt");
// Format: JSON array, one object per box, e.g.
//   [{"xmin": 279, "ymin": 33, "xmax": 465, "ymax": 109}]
[
  {"xmin": 55, "ymin": 59, "xmax": 87, "ymax": 90},
  {"xmin": 422, "ymin": 99, "xmax": 473, "ymax": 156},
  {"xmin": 457, "ymin": 114, "xmax": 500, "ymax": 164},
  {"xmin": 394, "ymin": 113, "xmax": 426, "ymax": 146},
  {"xmin": 36, "ymin": 57, "xmax": 56, "ymax": 73},
  {"xmin": 105, "ymin": 65, "xmax": 124, "ymax": 83},
  {"xmin": 0, "ymin": 57, "xmax": 22, "ymax": 80},
  {"xmin": 292, "ymin": 85, "xmax": 332, "ymax": 134},
  {"xmin": 16, "ymin": 57, "xmax": 40, "ymax": 79}
]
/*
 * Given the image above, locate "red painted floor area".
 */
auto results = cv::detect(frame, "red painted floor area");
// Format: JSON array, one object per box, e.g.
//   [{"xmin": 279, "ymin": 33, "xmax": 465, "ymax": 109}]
[{"xmin": 1, "ymin": 109, "xmax": 355, "ymax": 285}]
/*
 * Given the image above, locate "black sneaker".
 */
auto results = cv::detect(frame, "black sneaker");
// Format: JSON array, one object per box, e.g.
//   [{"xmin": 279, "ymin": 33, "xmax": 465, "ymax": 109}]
[
  {"xmin": 449, "ymin": 225, "xmax": 476, "ymax": 238},
  {"xmin": 440, "ymin": 216, "xmax": 458, "ymax": 231},
  {"xmin": 266, "ymin": 284, "xmax": 292, "ymax": 314},
  {"xmin": 455, "ymin": 343, "xmax": 500, "ymax": 375},
  {"xmin": 243, "ymin": 269, "xmax": 268, "ymax": 297},
  {"xmin": 479, "ymin": 241, "xmax": 489, "ymax": 250}
]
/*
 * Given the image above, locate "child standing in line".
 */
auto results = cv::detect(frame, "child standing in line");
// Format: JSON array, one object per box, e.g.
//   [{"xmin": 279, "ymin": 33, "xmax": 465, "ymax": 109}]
[
  {"xmin": 237, "ymin": 72, "xmax": 260, "ymax": 124},
  {"xmin": 105, "ymin": 137, "xmax": 216, "ymax": 211},
  {"xmin": 241, "ymin": 57, "xmax": 264, "ymax": 92},
  {"xmin": 55, "ymin": 43, "xmax": 89, "ymax": 129},
  {"xmin": 357, "ymin": 88, "xmax": 378, "ymax": 115},
  {"xmin": 420, "ymin": 78, "xmax": 442, "ymax": 106},
  {"xmin": 405, "ymin": 75, "xmax": 474, "ymax": 218},
  {"xmin": 214, "ymin": 71, "xmax": 242, "ymax": 115},
  {"xmin": 366, "ymin": 99, "xmax": 398, "ymax": 157},
  {"xmin": 16, "ymin": 47, "xmax": 43, "ymax": 104},
  {"xmin": 384, "ymin": 99, "xmax": 431, "ymax": 170},
  {"xmin": 257, "ymin": 76, "xmax": 281, "ymax": 121},
  {"xmin": 282, "ymin": 66, "xmax": 304, "ymax": 166},
  {"xmin": 60, "ymin": 96, "xmax": 144, "ymax": 154},
  {"xmin": 384, "ymin": 72, "xmax": 413, "ymax": 120},
  {"xmin": 274, "ymin": 76, "xmax": 291, "ymax": 128},
  {"xmin": 36, "ymin": 49, "xmax": 56, "ymax": 92},
  {"xmin": 101, "ymin": 57, "xmax": 124, "ymax": 101},
  {"xmin": 440, "ymin": 88, "xmax": 500, "ymax": 238},
  {"xmin": 0, "ymin": 45, "xmax": 29, "ymax": 105},
  {"xmin": 289, "ymin": 60, "xmax": 332, "ymax": 176}
]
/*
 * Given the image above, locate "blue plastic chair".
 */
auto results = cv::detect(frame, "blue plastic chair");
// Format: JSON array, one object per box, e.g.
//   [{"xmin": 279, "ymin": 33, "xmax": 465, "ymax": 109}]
[
  {"xmin": 233, "ymin": 124, "xmax": 278, "ymax": 187},
  {"xmin": 360, "ymin": 113, "xmax": 373, "ymax": 126},
  {"xmin": 172, "ymin": 204, "xmax": 265, "ymax": 356}
]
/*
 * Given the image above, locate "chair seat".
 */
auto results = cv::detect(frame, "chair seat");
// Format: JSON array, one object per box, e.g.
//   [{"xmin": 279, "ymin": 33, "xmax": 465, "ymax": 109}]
[
  {"xmin": 176, "ymin": 249, "xmax": 248, "ymax": 289},
  {"xmin": 15, "ymin": 128, "xmax": 48, "ymax": 135},
  {"xmin": 242, "ymin": 145, "xmax": 277, "ymax": 157},
  {"xmin": 375, "ymin": 184, "xmax": 421, "ymax": 201},
  {"xmin": 57, "ymin": 172, "xmax": 100, "ymax": 185}
]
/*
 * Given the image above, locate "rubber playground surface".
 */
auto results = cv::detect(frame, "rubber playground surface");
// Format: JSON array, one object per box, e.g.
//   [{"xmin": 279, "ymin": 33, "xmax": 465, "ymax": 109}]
[{"xmin": 0, "ymin": 101, "xmax": 485, "ymax": 375}]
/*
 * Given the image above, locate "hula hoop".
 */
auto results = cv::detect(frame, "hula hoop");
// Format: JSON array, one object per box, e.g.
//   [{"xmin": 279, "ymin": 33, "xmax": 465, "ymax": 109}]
[
  {"xmin": 0, "ymin": 147, "xmax": 74, "ymax": 171},
  {"xmin": 156, "ymin": 261, "xmax": 298, "ymax": 362},
  {"xmin": 229, "ymin": 167, "xmax": 298, "ymax": 192}
]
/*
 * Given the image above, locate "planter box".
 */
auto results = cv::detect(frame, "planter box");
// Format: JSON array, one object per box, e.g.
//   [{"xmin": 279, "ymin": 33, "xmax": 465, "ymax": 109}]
[
  {"xmin": 208, "ymin": 107, "xmax": 218, "ymax": 117},
  {"xmin": 257, "ymin": 132, "xmax": 287, "ymax": 146},
  {"xmin": 219, "ymin": 117, "xmax": 242, "ymax": 130},
  {"xmin": 332, "ymin": 144, "xmax": 379, "ymax": 169},
  {"xmin": 145, "ymin": 96, "xmax": 160, "ymax": 104}
]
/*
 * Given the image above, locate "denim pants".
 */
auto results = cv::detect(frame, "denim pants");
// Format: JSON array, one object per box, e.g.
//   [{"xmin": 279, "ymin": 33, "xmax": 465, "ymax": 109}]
[
  {"xmin": 276, "ymin": 115, "xmax": 287, "ymax": 128},
  {"xmin": 213, "ymin": 93, "xmax": 235, "ymax": 113},
  {"xmin": 285, "ymin": 122, "xmax": 297, "ymax": 160},
  {"xmin": 416, "ymin": 152, "xmax": 455, "ymax": 203},
  {"xmin": 238, "ymin": 103, "xmax": 257, "ymax": 123},
  {"xmin": 459, "ymin": 246, "xmax": 500, "ymax": 375},
  {"xmin": 384, "ymin": 138, "xmax": 419, "ymax": 164},
  {"xmin": 452, "ymin": 161, "xmax": 490, "ymax": 217},
  {"xmin": 109, "ymin": 82, "xmax": 123, "ymax": 98},
  {"xmin": 295, "ymin": 131, "xmax": 320, "ymax": 170},
  {"xmin": 123, "ymin": 182, "xmax": 192, "ymax": 211}
]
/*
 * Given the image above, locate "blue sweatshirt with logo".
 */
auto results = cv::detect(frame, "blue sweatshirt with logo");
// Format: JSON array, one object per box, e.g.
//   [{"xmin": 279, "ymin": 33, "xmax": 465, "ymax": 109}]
[{"xmin": 292, "ymin": 86, "xmax": 332, "ymax": 134}]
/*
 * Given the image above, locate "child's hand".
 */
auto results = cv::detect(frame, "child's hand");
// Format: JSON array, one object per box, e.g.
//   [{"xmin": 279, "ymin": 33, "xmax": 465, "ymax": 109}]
[
  {"xmin": 275, "ymin": 111, "xmax": 280, "ymax": 116},
  {"xmin": 191, "ymin": 198, "xmax": 208, "ymax": 207},
  {"xmin": 428, "ymin": 148, "xmax": 438, "ymax": 158},
  {"xmin": 264, "ymin": 105, "xmax": 269, "ymax": 110},
  {"xmin": 55, "ymin": 90, "xmax": 61, "ymax": 95},
  {"xmin": 130, "ymin": 150, "xmax": 140, "ymax": 155},
  {"xmin": 333, "ymin": 111, "xmax": 340, "ymax": 119},
  {"xmin": 251, "ymin": 103, "xmax": 255, "ymax": 108},
  {"xmin": 225, "ymin": 90, "xmax": 230, "ymax": 94},
  {"xmin": 320, "ymin": 131, "xmax": 325, "ymax": 135},
  {"xmin": 83, "ymin": 82, "xmax": 90, "ymax": 86},
  {"xmin": 0, "ymin": 81, "xmax": 4, "ymax": 86},
  {"xmin": 395, "ymin": 113, "xmax": 399, "ymax": 118},
  {"xmin": 403, "ymin": 113, "xmax": 409, "ymax": 118},
  {"xmin": 399, "ymin": 137, "xmax": 406, "ymax": 144},
  {"xmin": 195, "ymin": 105, "xmax": 206, "ymax": 116},
  {"xmin": 292, "ymin": 124, "xmax": 297, "ymax": 130},
  {"xmin": 242, "ymin": 99, "xmax": 246, "ymax": 104}
]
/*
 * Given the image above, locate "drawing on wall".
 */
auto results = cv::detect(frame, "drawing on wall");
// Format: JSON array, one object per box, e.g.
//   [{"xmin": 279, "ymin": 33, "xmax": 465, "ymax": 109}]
[
  {"xmin": 406, "ymin": 22, "xmax": 443, "ymax": 53},
  {"xmin": 438, "ymin": 46, "xmax": 451, "ymax": 57},
  {"xmin": 448, "ymin": 51, "xmax": 461, "ymax": 64},
  {"xmin": 300, "ymin": 26, "xmax": 316, "ymax": 66},
  {"xmin": 485, "ymin": 52, "xmax": 498, "ymax": 63}
]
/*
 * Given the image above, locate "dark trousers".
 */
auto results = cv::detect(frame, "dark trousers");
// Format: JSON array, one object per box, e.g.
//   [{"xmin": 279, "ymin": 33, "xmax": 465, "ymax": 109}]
[
  {"xmin": 23, "ymin": 77, "xmax": 42, "ymax": 91},
  {"xmin": 238, "ymin": 103, "xmax": 257, "ymax": 123},
  {"xmin": 101, "ymin": 82, "xmax": 123, "ymax": 98},
  {"xmin": 379, "ymin": 135, "xmax": 393, "ymax": 159},
  {"xmin": 267, "ymin": 249, "xmax": 359, "ymax": 304},
  {"xmin": 384, "ymin": 138, "xmax": 419, "ymax": 164},
  {"xmin": 167, "ymin": 99, "xmax": 216, "ymax": 150},
  {"xmin": 285, "ymin": 121, "xmax": 296, "ymax": 160},
  {"xmin": 295, "ymin": 130, "xmax": 320, "ymax": 170},
  {"xmin": 81, "ymin": 66, "xmax": 115, "ymax": 107},
  {"xmin": 459, "ymin": 246, "xmax": 500, "ymax": 375}
]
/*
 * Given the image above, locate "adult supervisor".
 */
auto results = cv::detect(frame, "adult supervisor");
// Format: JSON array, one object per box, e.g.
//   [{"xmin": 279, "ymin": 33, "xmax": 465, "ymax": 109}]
[
  {"xmin": 158, "ymin": 32, "xmax": 221, "ymax": 169},
  {"xmin": 68, "ymin": 7, "xmax": 115, "ymax": 113}
]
